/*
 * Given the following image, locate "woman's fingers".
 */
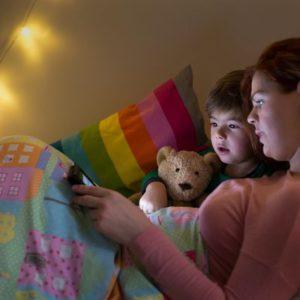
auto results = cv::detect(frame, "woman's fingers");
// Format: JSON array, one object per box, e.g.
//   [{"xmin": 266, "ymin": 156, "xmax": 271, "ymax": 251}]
[
  {"xmin": 71, "ymin": 185, "xmax": 122, "ymax": 210},
  {"xmin": 72, "ymin": 195, "xmax": 101, "ymax": 208},
  {"xmin": 72, "ymin": 184, "xmax": 110, "ymax": 197},
  {"xmin": 89, "ymin": 207, "xmax": 100, "ymax": 220}
]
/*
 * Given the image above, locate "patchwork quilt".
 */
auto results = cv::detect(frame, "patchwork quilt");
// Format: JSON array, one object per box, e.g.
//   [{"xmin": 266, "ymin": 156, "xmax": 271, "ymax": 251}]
[{"xmin": 0, "ymin": 135, "xmax": 207, "ymax": 300}]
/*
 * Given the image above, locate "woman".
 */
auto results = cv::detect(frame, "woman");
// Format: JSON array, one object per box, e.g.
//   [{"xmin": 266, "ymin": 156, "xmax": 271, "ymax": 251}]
[{"xmin": 72, "ymin": 38, "xmax": 300, "ymax": 299}]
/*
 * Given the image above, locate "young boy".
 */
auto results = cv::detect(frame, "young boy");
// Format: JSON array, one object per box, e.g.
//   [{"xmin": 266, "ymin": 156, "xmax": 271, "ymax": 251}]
[{"xmin": 139, "ymin": 69, "xmax": 274, "ymax": 214}]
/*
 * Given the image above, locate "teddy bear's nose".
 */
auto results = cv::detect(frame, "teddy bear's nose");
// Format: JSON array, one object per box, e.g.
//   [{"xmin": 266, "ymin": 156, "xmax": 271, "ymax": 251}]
[{"xmin": 179, "ymin": 182, "xmax": 192, "ymax": 191}]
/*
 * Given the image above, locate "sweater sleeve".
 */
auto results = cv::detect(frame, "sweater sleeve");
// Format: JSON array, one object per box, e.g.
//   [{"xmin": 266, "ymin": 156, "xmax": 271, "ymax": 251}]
[
  {"xmin": 129, "ymin": 225, "xmax": 231, "ymax": 300},
  {"xmin": 140, "ymin": 170, "xmax": 163, "ymax": 194}
]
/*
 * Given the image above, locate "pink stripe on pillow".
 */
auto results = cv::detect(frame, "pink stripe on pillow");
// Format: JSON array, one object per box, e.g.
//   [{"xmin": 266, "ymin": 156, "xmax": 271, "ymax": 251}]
[
  {"xmin": 154, "ymin": 80, "xmax": 198, "ymax": 150},
  {"xmin": 137, "ymin": 92, "xmax": 177, "ymax": 150}
]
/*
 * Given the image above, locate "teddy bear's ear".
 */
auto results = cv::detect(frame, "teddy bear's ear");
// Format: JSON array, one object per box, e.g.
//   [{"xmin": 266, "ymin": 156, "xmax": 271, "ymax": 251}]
[
  {"xmin": 156, "ymin": 146, "xmax": 174, "ymax": 165},
  {"xmin": 203, "ymin": 152, "xmax": 222, "ymax": 173}
]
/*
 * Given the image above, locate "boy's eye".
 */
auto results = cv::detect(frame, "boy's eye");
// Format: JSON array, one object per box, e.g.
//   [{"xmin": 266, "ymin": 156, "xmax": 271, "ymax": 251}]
[
  {"xmin": 210, "ymin": 122, "xmax": 217, "ymax": 127},
  {"xmin": 228, "ymin": 124, "xmax": 239, "ymax": 129}
]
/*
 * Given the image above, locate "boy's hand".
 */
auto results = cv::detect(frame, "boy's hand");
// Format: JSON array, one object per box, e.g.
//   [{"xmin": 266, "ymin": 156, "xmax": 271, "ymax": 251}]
[{"xmin": 139, "ymin": 182, "xmax": 168, "ymax": 214}]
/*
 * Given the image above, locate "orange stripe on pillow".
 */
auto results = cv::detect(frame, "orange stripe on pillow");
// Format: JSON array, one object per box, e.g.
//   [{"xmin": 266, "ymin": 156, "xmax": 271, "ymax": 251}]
[
  {"xmin": 99, "ymin": 113, "xmax": 144, "ymax": 191},
  {"xmin": 119, "ymin": 104, "xmax": 158, "ymax": 173}
]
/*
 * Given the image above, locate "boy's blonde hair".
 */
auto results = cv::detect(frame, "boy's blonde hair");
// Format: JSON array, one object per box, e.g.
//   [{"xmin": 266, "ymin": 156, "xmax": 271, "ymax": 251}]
[{"xmin": 206, "ymin": 70, "xmax": 245, "ymax": 118}]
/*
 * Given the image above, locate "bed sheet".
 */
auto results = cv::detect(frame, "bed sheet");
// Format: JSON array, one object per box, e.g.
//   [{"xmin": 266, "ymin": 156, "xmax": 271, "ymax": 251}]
[{"xmin": 0, "ymin": 136, "xmax": 207, "ymax": 300}]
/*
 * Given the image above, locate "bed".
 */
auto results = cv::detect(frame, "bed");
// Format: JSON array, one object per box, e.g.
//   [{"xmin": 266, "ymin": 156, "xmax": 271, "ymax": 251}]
[{"xmin": 0, "ymin": 66, "xmax": 209, "ymax": 299}]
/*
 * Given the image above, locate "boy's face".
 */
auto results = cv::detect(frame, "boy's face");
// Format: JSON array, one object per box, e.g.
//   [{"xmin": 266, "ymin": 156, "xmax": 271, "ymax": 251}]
[{"xmin": 210, "ymin": 109, "xmax": 254, "ymax": 165}]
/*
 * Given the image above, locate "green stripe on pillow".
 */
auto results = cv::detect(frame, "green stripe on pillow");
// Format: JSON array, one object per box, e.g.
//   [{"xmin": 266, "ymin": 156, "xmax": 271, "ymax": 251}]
[
  {"xmin": 61, "ymin": 133, "xmax": 100, "ymax": 185},
  {"xmin": 80, "ymin": 123, "xmax": 133, "ymax": 194}
]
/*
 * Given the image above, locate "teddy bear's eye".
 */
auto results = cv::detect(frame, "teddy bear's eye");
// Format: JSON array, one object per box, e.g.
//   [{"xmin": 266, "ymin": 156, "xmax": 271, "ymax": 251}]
[
  {"xmin": 195, "ymin": 171, "xmax": 199, "ymax": 176},
  {"xmin": 175, "ymin": 168, "xmax": 180, "ymax": 172}
]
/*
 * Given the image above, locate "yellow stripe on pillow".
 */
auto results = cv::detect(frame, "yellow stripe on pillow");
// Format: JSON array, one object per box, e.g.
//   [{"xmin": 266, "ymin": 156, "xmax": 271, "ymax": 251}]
[{"xmin": 99, "ymin": 113, "xmax": 145, "ymax": 191}]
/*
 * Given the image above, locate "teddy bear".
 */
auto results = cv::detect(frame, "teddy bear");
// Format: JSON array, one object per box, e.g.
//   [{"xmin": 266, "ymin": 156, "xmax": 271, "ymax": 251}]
[
  {"xmin": 156, "ymin": 146, "xmax": 221, "ymax": 207},
  {"xmin": 129, "ymin": 146, "xmax": 221, "ymax": 209}
]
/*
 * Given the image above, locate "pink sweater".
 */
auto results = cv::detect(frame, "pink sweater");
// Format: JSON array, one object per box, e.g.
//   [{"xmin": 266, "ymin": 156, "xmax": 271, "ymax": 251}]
[{"xmin": 129, "ymin": 171, "xmax": 300, "ymax": 299}]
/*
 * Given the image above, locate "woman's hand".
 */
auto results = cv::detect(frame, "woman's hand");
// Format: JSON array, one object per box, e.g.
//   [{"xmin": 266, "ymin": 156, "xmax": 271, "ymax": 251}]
[{"xmin": 72, "ymin": 185, "xmax": 151, "ymax": 245}]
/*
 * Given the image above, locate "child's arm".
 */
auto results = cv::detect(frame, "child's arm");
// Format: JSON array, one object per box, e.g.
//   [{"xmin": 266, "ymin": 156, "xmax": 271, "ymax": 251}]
[
  {"xmin": 139, "ymin": 181, "xmax": 168, "ymax": 214},
  {"xmin": 139, "ymin": 170, "xmax": 168, "ymax": 213}
]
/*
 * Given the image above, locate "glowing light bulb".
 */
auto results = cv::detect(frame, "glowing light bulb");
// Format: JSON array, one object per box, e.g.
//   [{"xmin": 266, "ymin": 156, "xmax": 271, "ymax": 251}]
[
  {"xmin": 0, "ymin": 81, "xmax": 13, "ymax": 104},
  {"xmin": 20, "ymin": 27, "xmax": 31, "ymax": 38},
  {"xmin": 16, "ymin": 21, "xmax": 58, "ymax": 63}
]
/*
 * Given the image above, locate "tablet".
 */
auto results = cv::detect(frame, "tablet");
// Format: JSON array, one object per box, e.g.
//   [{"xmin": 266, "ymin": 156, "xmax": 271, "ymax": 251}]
[{"xmin": 67, "ymin": 165, "xmax": 96, "ymax": 186}]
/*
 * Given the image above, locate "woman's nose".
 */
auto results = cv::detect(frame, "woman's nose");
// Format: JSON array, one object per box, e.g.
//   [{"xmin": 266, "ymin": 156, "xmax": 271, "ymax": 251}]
[{"xmin": 247, "ymin": 109, "xmax": 257, "ymax": 125}]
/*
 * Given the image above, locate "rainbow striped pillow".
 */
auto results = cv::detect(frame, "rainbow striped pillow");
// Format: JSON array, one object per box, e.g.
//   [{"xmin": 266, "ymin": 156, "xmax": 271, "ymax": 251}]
[{"xmin": 52, "ymin": 66, "xmax": 208, "ymax": 196}]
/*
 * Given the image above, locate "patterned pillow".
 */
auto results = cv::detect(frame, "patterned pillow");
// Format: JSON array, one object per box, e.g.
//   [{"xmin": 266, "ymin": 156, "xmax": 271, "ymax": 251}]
[{"xmin": 51, "ymin": 66, "xmax": 208, "ymax": 196}]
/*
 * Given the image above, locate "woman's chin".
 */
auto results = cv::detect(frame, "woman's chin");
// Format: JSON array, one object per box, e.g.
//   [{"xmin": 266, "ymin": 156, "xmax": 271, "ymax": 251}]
[
  {"xmin": 263, "ymin": 147, "xmax": 281, "ymax": 161},
  {"xmin": 263, "ymin": 147, "xmax": 272, "ymax": 158}
]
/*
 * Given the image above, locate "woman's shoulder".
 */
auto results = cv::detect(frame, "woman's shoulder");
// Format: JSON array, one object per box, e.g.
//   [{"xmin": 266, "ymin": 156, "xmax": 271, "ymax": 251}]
[
  {"xmin": 223, "ymin": 169, "xmax": 288, "ymax": 188},
  {"xmin": 198, "ymin": 171, "xmax": 293, "ymax": 225},
  {"xmin": 200, "ymin": 171, "xmax": 289, "ymax": 209}
]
